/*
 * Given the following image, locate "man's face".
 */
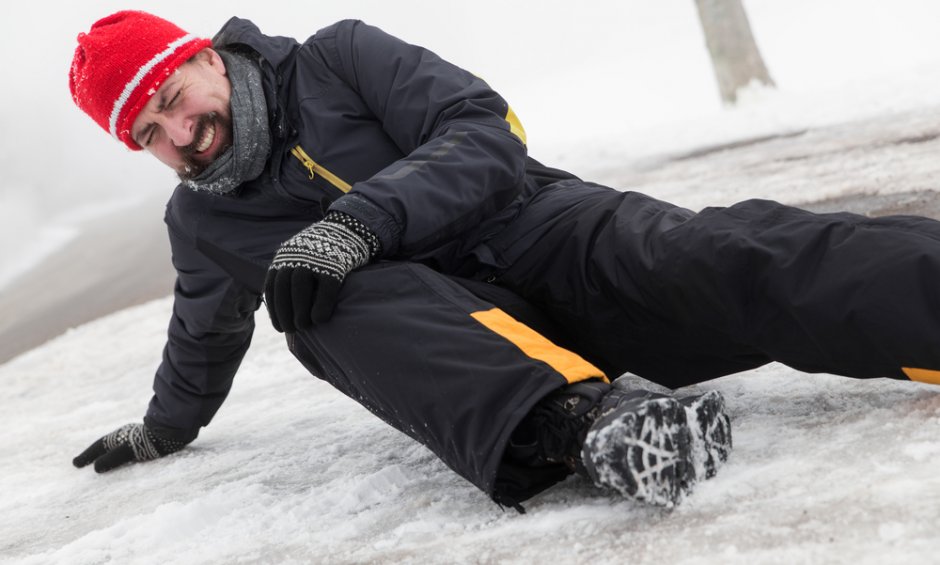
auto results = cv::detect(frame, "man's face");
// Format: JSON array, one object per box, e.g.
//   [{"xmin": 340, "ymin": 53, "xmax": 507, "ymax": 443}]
[{"xmin": 131, "ymin": 48, "xmax": 233, "ymax": 180}]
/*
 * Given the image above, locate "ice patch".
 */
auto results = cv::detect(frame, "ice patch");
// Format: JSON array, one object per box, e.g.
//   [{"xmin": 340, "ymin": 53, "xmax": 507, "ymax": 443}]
[
  {"xmin": 878, "ymin": 522, "xmax": 905, "ymax": 542},
  {"xmin": 901, "ymin": 441, "xmax": 940, "ymax": 462},
  {"xmin": 336, "ymin": 465, "xmax": 414, "ymax": 512}
]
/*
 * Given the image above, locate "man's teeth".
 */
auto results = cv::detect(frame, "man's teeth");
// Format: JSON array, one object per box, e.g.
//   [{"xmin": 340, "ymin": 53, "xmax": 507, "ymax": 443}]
[{"xmin": 196, "ymin": 124, "xmax": 215, "ymax": 153}]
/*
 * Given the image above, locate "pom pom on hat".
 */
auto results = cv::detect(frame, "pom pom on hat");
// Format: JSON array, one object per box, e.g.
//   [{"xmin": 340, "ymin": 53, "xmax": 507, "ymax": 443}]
[{"xmin": 69, "ymin": 11, "xmax": 212, "ymax": 150}]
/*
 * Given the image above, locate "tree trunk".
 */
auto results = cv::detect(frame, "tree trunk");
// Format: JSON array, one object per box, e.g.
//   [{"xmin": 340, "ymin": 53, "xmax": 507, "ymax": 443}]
[{"xmin": 694, "ymin": 0, "xmax": 775, "ymax": 104}]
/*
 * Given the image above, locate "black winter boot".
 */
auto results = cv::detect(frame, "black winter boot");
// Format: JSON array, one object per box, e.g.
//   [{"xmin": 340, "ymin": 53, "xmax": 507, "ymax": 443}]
[
  {"xmin": 581, "ymin": 388, "xmax": 732, "ymax": 507},
  {"xmin": 507, "ymin": 382, "xmax": 732, "ymax": 508},
  {"xmin": 581, "ymin": 389, "xmax": 694, "ymax": 507}
]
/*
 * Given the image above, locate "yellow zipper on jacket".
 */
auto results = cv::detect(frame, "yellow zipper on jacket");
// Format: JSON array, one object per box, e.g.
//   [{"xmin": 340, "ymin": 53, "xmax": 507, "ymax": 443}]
[{"xmin": 290, "ymin": 145, "xmax": 352, "ymax": 193}]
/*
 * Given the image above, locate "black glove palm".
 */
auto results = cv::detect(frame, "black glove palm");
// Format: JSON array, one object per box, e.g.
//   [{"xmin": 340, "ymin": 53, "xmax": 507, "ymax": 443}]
[
  {"xmin": 265, "ymin": 211, "xmax": 380, "ymax": 332},
  {"xmin": 73, "ymin": 422, "xmax": 195, "ymax": 473}
]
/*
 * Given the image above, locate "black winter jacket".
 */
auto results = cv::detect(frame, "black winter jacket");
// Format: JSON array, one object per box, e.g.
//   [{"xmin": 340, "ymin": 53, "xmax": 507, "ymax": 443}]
[{"xmin": 146, "ymin": 17, "xmax": 576, "ymax": 433}]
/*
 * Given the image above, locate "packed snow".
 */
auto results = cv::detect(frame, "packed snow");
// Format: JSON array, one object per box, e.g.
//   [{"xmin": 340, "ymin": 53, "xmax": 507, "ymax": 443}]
[
  {"xmin": 5, "ymin": 0, "xmax": 940, "ymax": 563},
  {"xmin": 4, "ymin": 298, "xmax": 940, "ymax": 564}
]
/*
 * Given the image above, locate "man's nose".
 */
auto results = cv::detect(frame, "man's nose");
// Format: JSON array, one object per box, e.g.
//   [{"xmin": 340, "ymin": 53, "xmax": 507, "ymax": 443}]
[{"xmin": 163, "ymin": 116, "xmax": 194, "ymax": 148}]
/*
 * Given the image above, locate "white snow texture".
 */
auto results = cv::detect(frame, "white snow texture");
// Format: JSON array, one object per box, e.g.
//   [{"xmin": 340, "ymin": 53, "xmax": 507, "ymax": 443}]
[{"xmin": 5, "ymin": 300, "xmax": 940, "ymax": 564}]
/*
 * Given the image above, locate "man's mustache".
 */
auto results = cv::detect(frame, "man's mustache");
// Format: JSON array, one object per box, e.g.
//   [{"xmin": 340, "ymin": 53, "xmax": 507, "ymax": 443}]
[{"xmin": 177, "ymin": 112, "xmax": 231, "ymax": 181}]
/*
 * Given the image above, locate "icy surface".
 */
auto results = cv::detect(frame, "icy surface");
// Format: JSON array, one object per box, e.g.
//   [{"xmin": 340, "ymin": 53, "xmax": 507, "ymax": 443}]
[{"xmin": 3, "ymin": 300, "xmax": 940, "ymax": 564}]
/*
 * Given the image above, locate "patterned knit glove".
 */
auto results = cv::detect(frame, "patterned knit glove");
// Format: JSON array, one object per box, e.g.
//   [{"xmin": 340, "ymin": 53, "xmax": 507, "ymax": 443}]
[
  {"xmin": 264, "ymin": 211, "xmax": 380, "ymax": 332},
  {"xmin": 73, "ymin": 422, "xmax": 196, "ymax": 473}
]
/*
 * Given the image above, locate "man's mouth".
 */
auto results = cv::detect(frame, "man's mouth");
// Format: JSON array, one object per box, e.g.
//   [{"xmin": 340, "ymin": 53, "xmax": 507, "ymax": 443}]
[
  {"xmin": 195, "ymin": 122, "xmax": 216, "ymax": 154},
  {"xmin": 182, "ymin": 112, "xmax": 225, "ymax": 160},
  {"xmin": 176, "ymin": 112, "xmax": 232, "ymax": 181}
]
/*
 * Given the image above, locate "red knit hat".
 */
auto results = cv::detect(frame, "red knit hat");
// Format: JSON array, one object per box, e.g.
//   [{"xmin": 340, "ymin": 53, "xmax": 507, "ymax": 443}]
[{"xmin": 69, "ymin": 11, "xmax": 212, "ymax": 150}]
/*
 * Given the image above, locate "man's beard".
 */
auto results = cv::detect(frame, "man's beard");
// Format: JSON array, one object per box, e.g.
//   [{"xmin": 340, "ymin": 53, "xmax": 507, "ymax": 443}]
[{"xmin": 176, "ymin": 112, "xmax": 233, "ymax": 181}]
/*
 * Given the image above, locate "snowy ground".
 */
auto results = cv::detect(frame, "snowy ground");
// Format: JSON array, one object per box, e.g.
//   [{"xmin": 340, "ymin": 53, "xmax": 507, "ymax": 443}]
[{"xmin": 4, "ymin": 295, "xmax": 940, "ymax": 564}]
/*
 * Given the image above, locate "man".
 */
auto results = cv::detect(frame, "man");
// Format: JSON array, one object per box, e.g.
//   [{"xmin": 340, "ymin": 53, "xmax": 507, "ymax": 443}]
[{"xmin": 69, "ymin": 11, "xmax": 940, "ymax": 511}]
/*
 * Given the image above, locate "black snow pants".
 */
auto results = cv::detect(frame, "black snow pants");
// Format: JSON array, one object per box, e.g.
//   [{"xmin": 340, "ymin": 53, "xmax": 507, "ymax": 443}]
[
  {"xmin": 288, "ymin": 181, "xmax": 940, "ymax": 505},
  {"xmin": 287, "ymin": 261, "xmax": 605, "ymax": 506},
  {"xmin": 486, "ymin": 180, "xmax": 940, "ymax": 388}
]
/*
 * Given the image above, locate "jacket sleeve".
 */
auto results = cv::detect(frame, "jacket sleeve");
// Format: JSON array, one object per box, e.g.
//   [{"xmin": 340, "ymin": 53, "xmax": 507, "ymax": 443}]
[
  {"xmin": 321, "ymin": 20, "xmax": 529, "ymax": 257},
  {"xmin": 145, "ymin": 212, "xmax": 260, "ymax": 434}
]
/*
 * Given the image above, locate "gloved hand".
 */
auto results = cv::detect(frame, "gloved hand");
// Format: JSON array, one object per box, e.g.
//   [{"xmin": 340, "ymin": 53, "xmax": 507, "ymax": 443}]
[
  {"xmin": 73, "ymin": 422, "xmax": 196, "ymax": 473},
  {"xmin": 264, "ymin": 211, "xmax": 380, "ymax": 332}
]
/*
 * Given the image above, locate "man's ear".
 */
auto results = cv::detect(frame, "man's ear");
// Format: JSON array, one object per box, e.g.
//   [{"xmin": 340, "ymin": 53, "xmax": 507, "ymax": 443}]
[{"xmin": 194, "ymin": 47, "xmax": 226, "ymax": 76}]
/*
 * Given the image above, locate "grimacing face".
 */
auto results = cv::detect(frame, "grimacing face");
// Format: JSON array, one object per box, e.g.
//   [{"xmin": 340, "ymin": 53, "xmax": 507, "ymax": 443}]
[{"xmin": 130, "ymin": 48, "xmax": 233, "ymax": 180}]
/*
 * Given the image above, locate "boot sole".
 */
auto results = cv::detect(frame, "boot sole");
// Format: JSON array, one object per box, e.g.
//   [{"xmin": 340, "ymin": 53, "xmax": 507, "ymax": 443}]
[
  {"xmin": 582, "ymin": 397, "xmax": 693, "ymax": 507},
  {"xmin": 682, "ymin": 390, "xmax": 732, "ymax": 480}
]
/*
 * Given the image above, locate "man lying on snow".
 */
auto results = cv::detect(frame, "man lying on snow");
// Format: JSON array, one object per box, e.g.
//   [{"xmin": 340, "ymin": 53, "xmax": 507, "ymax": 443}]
[{"xmin": 69, "ymin": 11, "xmax": 940, "ymax": 511}]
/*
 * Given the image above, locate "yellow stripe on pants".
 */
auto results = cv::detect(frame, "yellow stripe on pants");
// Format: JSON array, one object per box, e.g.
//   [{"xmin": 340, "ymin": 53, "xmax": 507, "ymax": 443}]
[
  {"xmin": 471, "ymin": 308, "xmax": 606, "ymax": 384},
  {"xmin": 902, "ymin": 367, "xmax": 940, "ymax": 385}
]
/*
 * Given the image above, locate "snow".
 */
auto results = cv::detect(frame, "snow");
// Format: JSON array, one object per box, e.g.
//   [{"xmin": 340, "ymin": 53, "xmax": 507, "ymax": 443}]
[
  {"xmin": 4, "ymin": 300, "xmax": 940, "ymax": 564},
  {"xmin": 5, "ymin": 0, "xmax": 940, "ymax": 562}
]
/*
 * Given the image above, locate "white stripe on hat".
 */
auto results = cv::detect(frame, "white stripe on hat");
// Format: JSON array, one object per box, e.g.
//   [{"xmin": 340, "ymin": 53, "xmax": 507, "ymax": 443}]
[{"xmin": 108, "ymin": 33, "xmax": 198, "ymax": 140}]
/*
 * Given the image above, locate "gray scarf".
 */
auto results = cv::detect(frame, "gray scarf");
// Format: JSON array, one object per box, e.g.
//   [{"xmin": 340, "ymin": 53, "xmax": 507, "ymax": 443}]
[{"xmin": 183, "ymin": 50, "xmax": 271, "ymax": 195}]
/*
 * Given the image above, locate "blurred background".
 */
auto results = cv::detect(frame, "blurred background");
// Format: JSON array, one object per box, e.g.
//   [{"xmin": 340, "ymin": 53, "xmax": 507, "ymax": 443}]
[{"xmin": 2, "ymin": 0, "xmax": 940, "ymax": 358}]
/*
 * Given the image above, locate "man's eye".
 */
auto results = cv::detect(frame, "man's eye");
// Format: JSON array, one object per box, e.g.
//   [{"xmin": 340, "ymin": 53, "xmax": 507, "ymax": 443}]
[
  {"xmin": 166, "ymin": 90, "xmax": 181, "ymax": 109},
  {"xmin": 139, "ymin": 124, "xmax": 157, "ymax": 147}
]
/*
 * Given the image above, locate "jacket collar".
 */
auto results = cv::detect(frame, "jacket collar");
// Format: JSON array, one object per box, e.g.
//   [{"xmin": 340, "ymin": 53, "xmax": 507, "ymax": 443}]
[
  {"xmin": 212, "ymin": 17, "xmax": 299, "ymax": 143},
  {"xmin": 212, "ymin": 17, "xmax": 297, "ymax": 70}
]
